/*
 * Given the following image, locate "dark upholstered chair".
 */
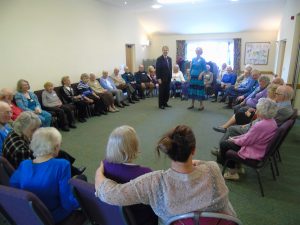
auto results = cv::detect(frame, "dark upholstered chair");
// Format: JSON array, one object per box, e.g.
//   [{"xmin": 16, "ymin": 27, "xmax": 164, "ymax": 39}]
[
  {"xmin": 0, "ymin": 156, "xmax": 15, "ymax": 186},
  {"xmin": 69, "ymin": 178, "xmax": 133, "ymax": 225},
  {"xmin": 222, "ymin": 121, "xmax": 292, "ymax": 197},
  {"xmin": 272, "ymin": 119, "xmax": 296, "ymax": 175},
  {"xmin": 166, "ymin": 212, "xmax": 242, "ymax": 225},
  {"xmin": 0, "ymin": 185, "xmax": 86, "ymax": 225}
]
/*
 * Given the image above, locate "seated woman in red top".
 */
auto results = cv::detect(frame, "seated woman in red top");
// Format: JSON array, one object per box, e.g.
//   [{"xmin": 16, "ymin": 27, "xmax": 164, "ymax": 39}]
[{"xmin": 103, "ymin": 125, "xmax": 157, "ymax": 225}]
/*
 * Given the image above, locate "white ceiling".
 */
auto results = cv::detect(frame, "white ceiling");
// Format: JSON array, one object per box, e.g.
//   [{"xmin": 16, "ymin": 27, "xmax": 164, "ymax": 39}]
[{"xmin": 98, "ymin": 0, "xmax": 286, "ymax": 34}]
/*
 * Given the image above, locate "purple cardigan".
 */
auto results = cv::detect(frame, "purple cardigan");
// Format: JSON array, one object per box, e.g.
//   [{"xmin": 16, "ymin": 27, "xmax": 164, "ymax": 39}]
[
  {"xmin": 103, "ymin": 160, "xmax": 152, "ymax": 183},
  {"xmin": 245, "ymin": 87, "xmax": 268, "ymax": 108},
  {"xmin": 103, "ymin": 160, "xmax": 157, "ymax": 225},
  {"xmin": 232, "ymin": 118, "xmax": 277, "ymax": 160}
]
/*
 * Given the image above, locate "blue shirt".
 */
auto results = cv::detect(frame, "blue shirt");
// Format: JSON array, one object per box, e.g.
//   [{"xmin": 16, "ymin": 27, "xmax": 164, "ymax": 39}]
[
  {"xmin": 0, "ymin": 124, "xmax": 12, "ymax": 154},
  {"xmin": 10, "ymin": 158, "xmax": 79, "ymax": 223},
  {"xmin": 221, "ymin": 73, "xmax": 237, "ymax": 85}
]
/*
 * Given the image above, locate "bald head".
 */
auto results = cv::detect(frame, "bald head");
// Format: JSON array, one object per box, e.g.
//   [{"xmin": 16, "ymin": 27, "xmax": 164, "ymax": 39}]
[
  {"xmin": 0, "ymin": 101, "xmax": 12, "ymax": 124},
  {"xmin": 275, "ymin": 85, "xmax": 294, "ymax": 102},
  {"xmin": 0, "ymin": 88, "xmax": 14, "ymax": 103}
]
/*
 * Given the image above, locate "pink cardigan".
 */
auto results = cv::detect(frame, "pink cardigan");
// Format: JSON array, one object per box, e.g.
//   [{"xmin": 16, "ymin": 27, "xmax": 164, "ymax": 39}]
[{"xmin": 232, "ymin": 119, "xmax": 277, "ymax": 160}]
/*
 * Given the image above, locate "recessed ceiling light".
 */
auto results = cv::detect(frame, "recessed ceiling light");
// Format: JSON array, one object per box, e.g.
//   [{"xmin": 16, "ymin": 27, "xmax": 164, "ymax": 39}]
[
  {"xmin": 152, "ymin": 4, "xmax": 162, "ymax": 9},
  {"xmin": 230, "ymin": 0, "xmax": 239, "ymax": 2},
  {"xmin": 124, "ymin": 1, "xmax": 127, "ymax": 5}
]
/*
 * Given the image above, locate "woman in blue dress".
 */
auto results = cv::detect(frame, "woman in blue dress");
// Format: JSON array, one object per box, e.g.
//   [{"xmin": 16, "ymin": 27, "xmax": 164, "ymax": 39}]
[{"xmin": 188, "ymin": 47, "xmax": 207, "ymax": 110}]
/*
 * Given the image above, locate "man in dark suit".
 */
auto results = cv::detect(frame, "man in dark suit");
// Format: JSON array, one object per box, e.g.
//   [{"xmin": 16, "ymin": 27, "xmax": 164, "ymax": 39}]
[{"xmin": 156, "ymin": 45, "xmax": 172, "ymax": 109}]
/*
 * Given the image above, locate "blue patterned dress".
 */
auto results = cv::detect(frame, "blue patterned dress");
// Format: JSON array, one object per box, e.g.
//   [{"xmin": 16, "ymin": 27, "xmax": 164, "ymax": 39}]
[{"xmin": 188, "ymin": 56, "xmax": 207, "ymax": 100}]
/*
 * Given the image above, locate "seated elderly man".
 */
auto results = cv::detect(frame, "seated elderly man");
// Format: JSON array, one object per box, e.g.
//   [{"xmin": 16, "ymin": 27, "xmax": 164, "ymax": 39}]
[
  {"xmin": 0, "ymin": 88, "xmax": 23, "ymax": 121},
  {"xmin": 211, "ymin": 85, "xmax": 295, "ymax": 156},
  {"xmin": 220, "ymin": 69, "xmax": 260, "ymax": 109},
  {"xmin": 110, "ymin": 68, "xmax": 136, "ymax": 104},
  {"xmin": 0, "ymin": 102, "xmax": 13, "ymax": 154},
  {"xmin": 220, "ymin": 75, "xmax": 271, "ymax": 130},
  {"xmin": 135, "ymin": 65, "xmax": 154, "ymax": 99},
  {"xmin": 211, "ymin": 66, "xmax": 237, "ymax": 102},
  {"xmin": 122, "ymin": 66, "xmax": 140, "ymax": 102},
  {"xmin": 89, "ymin": 73, "xmax": 118, "ymax": 112},
  {"xmin": 213, "ymin": 76, "xmax": 271, "ymax": 132},
  {"xmin": 99, "ymin": 70, "xmax": 129, "ymax": 108}
]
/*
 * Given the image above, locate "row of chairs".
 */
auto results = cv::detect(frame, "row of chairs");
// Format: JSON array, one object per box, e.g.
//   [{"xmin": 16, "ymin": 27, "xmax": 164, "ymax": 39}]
[
  {"xmin": 222, "ymin": 109, "xmax": 298, "ymax": 197},
  {"xmin": 0, "ymin": 157, "xmax": 243, "ymax": 225}
]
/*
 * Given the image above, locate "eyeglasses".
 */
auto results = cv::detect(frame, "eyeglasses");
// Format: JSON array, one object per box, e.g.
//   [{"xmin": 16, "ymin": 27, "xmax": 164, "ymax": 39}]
[{"xmin": 275, "ymin": 92, "xmax": 283, "ymax": 96}]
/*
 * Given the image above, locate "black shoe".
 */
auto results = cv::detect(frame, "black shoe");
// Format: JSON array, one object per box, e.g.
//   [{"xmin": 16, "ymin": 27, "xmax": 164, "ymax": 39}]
[
  {"xmin": 116, "ymin": 103, "xmax": 124, "ymax": 108},
  {"xmin": 121, "ymin": 101, "xmax": 129, "ymax": 106},
  {"xmin": 219, "ymin": 97, "xmax": 226, "ymax": 103},
  {"xmin": 164, "ymin": 104, "xmax": 172, "ymax": 107},
  {"xmin": 187, "ymin": 106, "xmax": 194, "ymax": 109},
  {"xmin": 61, "ymin": 126, "xmax": 70, "ymax": 132},
  {"xmin": 101, "ymin": 110, "xmax": 108, "ymax": 115},
  {"xmin": 69, "ymin": 124, "xmax": 77, "ymax": 129},
  {"xmin": 133, "ymin": 96, "xmax": 140, "ymax": 101},
  {"xmin": 213, "ymin": 126, "xmax": 227, "ymax": 133},
  {"xmin": 129, "ymin": 99, "xmax": 135, "ymax": 104},
  {"xmin": 159, "ymin": 106, "xmax": 165, "ymax": 109},
  {"xmin": 211, "ymin": 149, "xmax": 220, "ymax": 156},
  {"xmin": 94, "ymin": 112, "xmax": 101, "ymax": 116},
  {"xmin": 79, "ymin": 118, "xmax": 87, "ymax": 123}
]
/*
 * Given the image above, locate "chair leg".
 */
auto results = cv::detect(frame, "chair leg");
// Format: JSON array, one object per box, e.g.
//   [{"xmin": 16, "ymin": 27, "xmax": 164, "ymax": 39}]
[
  {"xmin": 269, "ymin": 160, "xmax": 276, "ymax": 181},
  {"xmin": 277, "ymin": 151, "xmax": 282, "ymax": 162},
  {"xmin": 222, "ymin": 161, "xmax": 228, "ymax": 175},
  {"xmin": 255, "ymin": 169, "xmax": 264, "ymax": 197},
  {"xmin": 272, "ymin": 155, "xmax": 279, "ymax": 176}
]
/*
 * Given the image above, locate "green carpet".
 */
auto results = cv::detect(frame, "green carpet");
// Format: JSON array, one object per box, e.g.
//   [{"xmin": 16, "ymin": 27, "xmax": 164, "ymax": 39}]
[{"xmin": 60, "ymin": 97, "xmax": 300, "ymax": 225}]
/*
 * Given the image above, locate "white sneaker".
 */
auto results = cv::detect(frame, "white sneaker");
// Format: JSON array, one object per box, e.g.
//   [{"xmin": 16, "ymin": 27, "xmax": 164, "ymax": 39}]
[{"xmin": 224, "ymin": 171, "xmax": 239, "ymax": 181}]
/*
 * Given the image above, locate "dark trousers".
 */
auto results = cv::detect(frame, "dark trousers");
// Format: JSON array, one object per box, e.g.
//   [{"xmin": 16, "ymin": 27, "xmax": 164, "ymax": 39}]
[
  {"xmin": 44, "ymin": 104, "xmax": 75, "ymax": 128},
  {"xmin": 219, "ymin": 140, "xmax": 241, "ymax": 169},
  {"xmin": 86, "ymin": 94, "xmax": 106, "ymax": 114},
  {"xmin": 74, "ymin": 101, "xmax": 88, "ymax": 119},
  {"xmin": 158, "ymin": 81, "xmax": 170, "ymax": 107}
]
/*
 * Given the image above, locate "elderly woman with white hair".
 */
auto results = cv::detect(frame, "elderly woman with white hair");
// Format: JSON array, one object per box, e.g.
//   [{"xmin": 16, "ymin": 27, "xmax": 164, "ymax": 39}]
[
  {"xmin": 10, "ymin": 127, "xmax": 80, "ymax": 223},
  {"xmin": 103, "ymin": 125, "xmax": 158, "ymax": 225},
  {"xmin": 3, "ymin": 111, "xmax": 85, "ymax": 176},
  {"xmin": 217, "ymin": 98, "xmax": 278, "ymax": 180},
  {"xmin": 170, "ymin": 64, "xmax": 185, "ymax": 98}
]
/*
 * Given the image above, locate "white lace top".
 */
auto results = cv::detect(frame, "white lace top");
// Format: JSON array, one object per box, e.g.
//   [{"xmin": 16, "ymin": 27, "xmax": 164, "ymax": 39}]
[{"xmin": 96, "ymin": 161, "xmax": 236, "ymax": 225}]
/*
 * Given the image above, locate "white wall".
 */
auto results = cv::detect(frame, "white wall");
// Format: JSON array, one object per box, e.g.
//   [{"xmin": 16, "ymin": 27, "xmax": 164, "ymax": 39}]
[
  {"xmin": 149, "ymin": 31, "xmax": 277, "ymax": 72},
  {"xmin": 0, "ymin": 0, "xmax": 149, "ymax": 90},
  {"xmin": 277, "ymin": 0, "xmax": 300, "ymax": 110},
  {"xmin": 277, "ymin": 0, "xmax": 300, "ymax": 83}
]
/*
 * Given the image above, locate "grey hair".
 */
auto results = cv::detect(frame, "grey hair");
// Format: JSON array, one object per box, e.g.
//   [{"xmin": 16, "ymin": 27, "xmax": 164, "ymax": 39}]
[
  {"xmin": 259, "ymin": 76, "xmax": 270, "ymax": 85},
  {"xmin": 30, "ymin": 127, "xmax": 62, "ymax": 157},
  {"xmin": 256, "ymin": 98, "xmax": 278, "ymax": 119},
  {"xmin": 13, "ymin": 111, "xmax": 41, "ymax": 136},
  {"xmin": 105, "ymin": 125, "xmax": 139, "ymax": 163}
]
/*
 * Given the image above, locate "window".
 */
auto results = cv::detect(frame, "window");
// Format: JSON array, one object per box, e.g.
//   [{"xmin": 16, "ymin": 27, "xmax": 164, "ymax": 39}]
[{"xmin": 186, "ymin": 40, "xmax": 234, "ymax": 68}]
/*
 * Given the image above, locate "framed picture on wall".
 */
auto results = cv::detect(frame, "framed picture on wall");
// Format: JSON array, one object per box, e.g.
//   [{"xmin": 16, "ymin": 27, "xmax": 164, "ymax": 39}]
[{"xmin": 244, "ymin": 42, "xmax": 270, "ymax": 65}]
